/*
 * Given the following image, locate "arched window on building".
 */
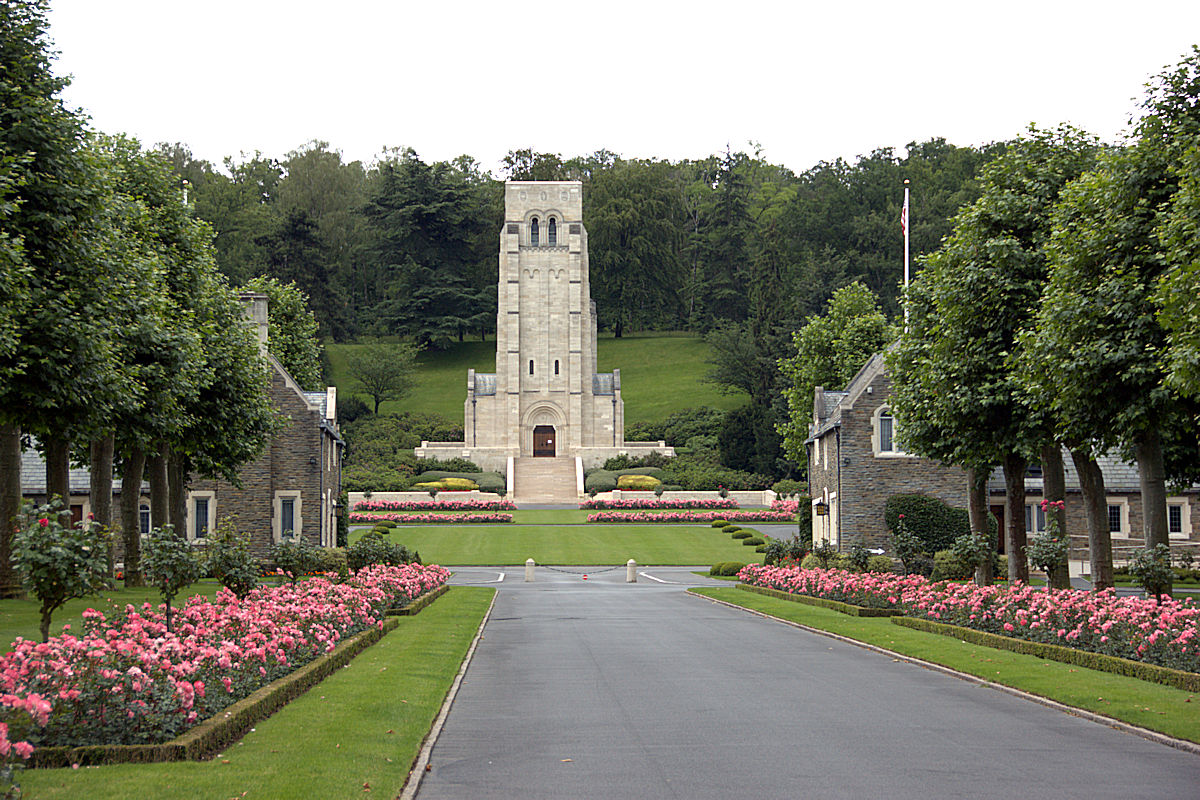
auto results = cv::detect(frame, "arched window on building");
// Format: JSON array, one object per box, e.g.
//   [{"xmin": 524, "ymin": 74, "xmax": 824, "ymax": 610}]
[
  {"xmin": 548, "ymin": 217, "xmax": 557, "ymax": 246},
  {"xmin": 529, "ymin": 359, "xmax": 535, "ymax": 375},
  {"xmin": 530, "ymin": 217, "xmax": 539, "ymax": 247}
]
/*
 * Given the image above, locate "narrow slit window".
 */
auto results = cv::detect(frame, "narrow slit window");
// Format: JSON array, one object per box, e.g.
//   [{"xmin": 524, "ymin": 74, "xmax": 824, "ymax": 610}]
[
  {"xmin": 548, "ymin": 217, "xmax": 557, "ymax": 246},
  {"xmin": 1107, "ymin": 504, "xmax": 1122, "ymax": 534},
  {"xmin": 529, "ymin": 359, "xmax": 534, "ymax": 375},
  {"xmin": 554, "ymin": 359, "xmax": 560, "ymax": 375},
  {"xmin": 530, "ymin": 217, "xmax": 539, "ymax": 246},
  {"xmin": 281, "ymin": 497, "xmax": 295, "ymax": 539},
  {"xmin": 194, "ymin": 498, "xmax": 209, "ymax": 539}
]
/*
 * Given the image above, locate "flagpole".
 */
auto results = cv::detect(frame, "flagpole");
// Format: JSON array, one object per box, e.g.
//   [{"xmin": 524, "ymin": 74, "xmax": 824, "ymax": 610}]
[{"xmin": 902, "ymin": 179, "xmax": 910, "ymax": 326}]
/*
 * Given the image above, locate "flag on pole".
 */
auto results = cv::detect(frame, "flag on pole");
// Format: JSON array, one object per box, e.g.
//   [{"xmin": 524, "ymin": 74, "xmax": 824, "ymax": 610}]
[
  {"xmin": 900, "ymin": 192, "xmax": 909, "ymax": 237},
  {"xmin": 902, "ymin": 181, "xmax": 911, "ymax": 326}
]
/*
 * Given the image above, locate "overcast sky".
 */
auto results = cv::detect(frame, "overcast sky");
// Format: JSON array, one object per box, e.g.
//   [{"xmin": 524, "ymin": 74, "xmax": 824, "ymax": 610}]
[{"xmin": 45, "ymin": 0, "xmax": 1200, "ymax": 176}]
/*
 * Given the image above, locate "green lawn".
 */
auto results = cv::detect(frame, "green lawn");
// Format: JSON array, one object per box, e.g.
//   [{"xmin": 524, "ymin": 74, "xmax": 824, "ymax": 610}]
[
  {"xmin": 693, "ymin": 586, "xmax": 1200, "ymax": 744},
  {"xmin": 358, "ymin": 524, "xmax": 765, "ymax": 565},
  {"xmin": 1, "ymin": 581, "xmax": 229, "ymax": 649},
  {"xmin": 22, "ymin": 586, "xmax": 494, "ymax": 800},
  {"xmin": 326, "ymin": 333, "xmax": 746, "ymax": 423}
]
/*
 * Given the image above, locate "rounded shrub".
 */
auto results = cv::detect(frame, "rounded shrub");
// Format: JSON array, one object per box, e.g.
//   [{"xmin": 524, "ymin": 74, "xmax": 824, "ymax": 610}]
[
  {"xmin": 884, "ymin": 494, "xmax": 995, "ymax": 555},
  {"xmin": 709, "ymin": 561, "xmax": 746, "ymax": 577},
  {"xmin": 932, "ymin": 549, "xmax": 974, "ymax": 581},
  {"xmin": 614, "ymin": 467, "xmax": 667, "ymax": 480},
  {"xmin": 617, "ymin": 474, "xmax": 663, "ymax": 491},
  {"xmin": 585, "ymin": 469, "xmax": 617, "ymax": 493},
  {"xmin": 742, "ymin": 536, "xmax": 765, "ymax": 546},
  {"xmin": 711, "ymin": 519, "xmax": 730, "ymax": 528},
  {"xmin": 722, "ymin": 524, "xmax": 741, "ymax": 534},
  {"xmin": 732, "ymin": 531, "xmax": 752, "ymax": 540},
  {"xmin": 866, "ymin": 555, "xmax": 895, "ymax": 573},
  {"xmin": 755, "ymin": 545, "xmax": 768, "ymax": 553}
]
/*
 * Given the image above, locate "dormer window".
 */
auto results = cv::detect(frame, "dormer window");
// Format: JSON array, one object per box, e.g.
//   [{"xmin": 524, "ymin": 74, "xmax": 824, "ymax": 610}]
[
  {"xmin": 530, "ymin": 217, "xmax": 539, "ymax": 246},
  {"xmin": 548, "ymin": 217, "xmax": 557, "ymax": 246}
]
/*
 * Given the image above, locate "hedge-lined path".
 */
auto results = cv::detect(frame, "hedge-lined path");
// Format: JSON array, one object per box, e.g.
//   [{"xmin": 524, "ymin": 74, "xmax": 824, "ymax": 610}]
[{"xmin": 418, "ymin": 570, "xmax": 1200, "ymax": 799}]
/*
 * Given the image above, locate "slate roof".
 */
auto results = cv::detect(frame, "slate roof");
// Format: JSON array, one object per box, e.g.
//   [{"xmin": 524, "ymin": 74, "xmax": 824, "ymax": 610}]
[
  {"xmin": 19, "ymin": 442, "xmax": 147, "ymax": 495},
  {"xmin": 987, "ymin": 450, "xmax": 1157, "ymax": 494},
  {"xmin": 808, "ymin": 352, "xmax": 885, "ymax": 442}
]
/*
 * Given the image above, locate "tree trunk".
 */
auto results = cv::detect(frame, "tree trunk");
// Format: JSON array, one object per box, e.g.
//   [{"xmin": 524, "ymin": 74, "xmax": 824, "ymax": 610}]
[
  {"xmin": 147, "ymin": 441, "xmax": 169, "ymax": 534},
  {"xmin": 615, "ymin": 319, "xmax": 623, "ymax": 339},
  {"xmin": 168, "ymin": 448, "xmax": 187, "ymax": 537},
  {"xmin": 1041, "ymin": 443, "xmax": 1071, "ymax": 590},
  {"xmin": 89, "ymin": 434, "xmax": 115, "ymax": 579},
  {"xmin": 1071, "ymin": 448, "xmax": 1113, "ymax": 590},
  {"xmin": 0, "ymin": 424, "xmax": 23, "ymax": 598},
  {"xmin": 121, "ymin": 446, "xmax": 147, "ymax": 587},
  {"xmin": 967, "ymin": 466, "xmax": 992, "ymax": 587},
  {"xmin": 1002, "ymin": 452, "xmax": 1029, "ymax": 583},
  {"xmin": 1134, "ymin": 429, "xmax": 1169, "ymax": 549},
  {"xmin": 44, "ymin": 437, "xmax": 71, "ymax": 524}
]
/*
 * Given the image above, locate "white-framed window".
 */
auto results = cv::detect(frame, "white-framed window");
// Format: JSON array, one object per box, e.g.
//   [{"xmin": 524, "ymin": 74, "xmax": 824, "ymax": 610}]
[
  {"xmin": 273, "ymin": 490, "xmax": 303, "ymax": 544},
  {"xmin": 187, "ymin": 491, "xmax": 216, "ymax": 541},
  {"xmin": 812, "ymin": 437, "xmax": 821, "ymax": 467},
  {"xmin": 1167, "ymin": 497, "xmax": 1191, "ymax": 539},
  {"xmin": 1025, "ymin": 503, "xmax": 1047, "ymax": 536},
  {"xmin": 1106, "ymin": 498, "xmax": 1129, "ymax": 538},
  {"xmin": 872, "ymin": 406, "xmax": 909, "ymax": 458},
  {"xmin": 139, "ymin": 503, "xmax": 151, "ymax": 535}
]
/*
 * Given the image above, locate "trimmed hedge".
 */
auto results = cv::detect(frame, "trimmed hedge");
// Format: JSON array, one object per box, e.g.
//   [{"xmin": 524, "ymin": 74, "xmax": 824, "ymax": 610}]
[
  {"xmin": 885, "ymin": 494, "xmax": 988, "ymax": 554},
  {"xmin": 386, "ymin": 583, "xmax": 448, "ymax": 616},
  {"xmin": 743, "ymin": 537, "xmax": 765, "ymax": 546},
  {"xmin": 732, "ymin": 531, "xmax": 752, "ymax": 540},
  {"xmin": 616, "ymin": 474, "xmax": 662, "ymax": 491},
  {"xmin": 709, "ymin": 561, "xmax": 747, "ymax": 576},
  {"xmin": 892, "ymin": 616, "xmax": 1200, "ymax": 694},
  {"xmin": 711, "ymin": 519, "xmax": 729, "ymax": 528},
  {"xmin": 736, "ymin": 583, "xmax": 903, "ymax": 617},
  {"xmin": 722, "ymin": 524, "xmax": 741, "ymax": 533},
  {"xmin": 413, "ymin": 470, "xmax": 505, "ymax": 493},
  {"xmin": 585, "ymin": 469, "xmax": 617, "ymax": 493}
]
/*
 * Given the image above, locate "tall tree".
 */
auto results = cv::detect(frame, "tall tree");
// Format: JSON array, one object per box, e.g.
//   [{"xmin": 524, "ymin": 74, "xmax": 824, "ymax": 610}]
[{"xmin": 346, "ymin": 341, "xmax": 419, "ymax": 414}]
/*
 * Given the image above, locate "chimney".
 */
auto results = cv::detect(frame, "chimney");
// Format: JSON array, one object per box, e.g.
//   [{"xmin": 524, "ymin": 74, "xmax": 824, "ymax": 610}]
[{"xmin": 238, "ymin": 293, "xmax": 269, "ymax": 355}]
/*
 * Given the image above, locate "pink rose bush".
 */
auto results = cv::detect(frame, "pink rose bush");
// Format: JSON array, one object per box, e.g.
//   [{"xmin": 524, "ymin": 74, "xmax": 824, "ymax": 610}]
[
  {"xmin": 0, "ymin": 563, "xmax": 449, "ymax": 750},
  {"xmin": 586, "ymin": 510, "xmax": 793, "ymax": 524},
  {"xmin": 350, "ymin": 512, "xmax": 512, "ymax": 524},
  {"xmin": 738, "ymin": 564, "xmax": 1200, "ymax": 673},
  {"xmin": 354, "ymin": 499, "xmax": 516, "ymax": 512},
  {"xmin": 579, "ymin": 498, "xmax": 740, "ymax": 510},
  {"xmin": 770, "ymin": 498, "xmax": 801, "ymax": 515}
]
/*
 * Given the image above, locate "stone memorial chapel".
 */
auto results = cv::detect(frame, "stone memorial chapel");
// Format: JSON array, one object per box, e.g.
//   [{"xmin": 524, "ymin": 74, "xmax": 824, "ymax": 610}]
[{"xmin": 417, "ymin": 181, "xmax": 672, "ymax": 495}]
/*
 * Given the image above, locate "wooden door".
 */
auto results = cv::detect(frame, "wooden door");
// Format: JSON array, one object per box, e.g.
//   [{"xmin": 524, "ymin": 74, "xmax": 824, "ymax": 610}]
[{"xmin": 533, "ymin": 425, "xmax": 556, "ymax": 457}]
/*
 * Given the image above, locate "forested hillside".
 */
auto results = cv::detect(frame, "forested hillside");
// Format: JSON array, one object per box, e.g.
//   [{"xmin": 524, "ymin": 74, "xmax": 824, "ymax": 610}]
[{"xmin": 157, "ymin": 140, "xmax": 1004, "ymax": 345}]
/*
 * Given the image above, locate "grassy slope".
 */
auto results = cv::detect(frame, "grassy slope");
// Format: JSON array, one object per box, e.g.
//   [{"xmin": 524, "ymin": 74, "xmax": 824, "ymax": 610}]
[
  {"xmin": 325, "ymin": 333, "xmax": 747, "ymax": 423},
  {"xmin": 693, "ymin": 587, "xmax": 1200, "ymax": 744},
  {"xmin": 23, "ymin": 587, "xmax": 495, "ymax": 800},
  {"xmin": 355, "ymin": 524, "xmax": 765, "ymax": 566}
]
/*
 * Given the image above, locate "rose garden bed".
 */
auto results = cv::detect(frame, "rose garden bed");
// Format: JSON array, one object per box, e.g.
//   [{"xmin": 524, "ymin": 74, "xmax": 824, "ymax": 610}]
[
  {"xmin": 579, "ymin": 498, "xmax": 740, "ymax": 510},
  {"xmin": 0, "ymin": 563, "xmax": 450, "ymax": 764},
  {"xmin": 349, "ymin": 512, "xmax": 513, "ymax": 524},
  {"xmin": 354, "ymin": 499, "xmax": 516, "ymax": 512},
  {"xmin": 585, "ymin": 510, "xmax": 793, "ymax": 524}
]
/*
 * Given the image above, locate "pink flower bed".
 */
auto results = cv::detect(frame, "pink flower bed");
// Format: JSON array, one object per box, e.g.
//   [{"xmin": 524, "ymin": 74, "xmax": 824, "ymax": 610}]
[
  {"xmin": 586, "ymin": 510, "xmax": 792, "ymax": 523},
  {"xmin": 579, "ymin": 498, "xmax": 740, "ymax": 510},
  {"xmin": 0, "ymin": 563, "xmax": 449, "ymax": 750},
  {"xmin": 771, "ymin": 498, "xmax": 801, "ymax": 515},
  {"xmin": 350, "ymin": 512, "xmax": 512, "ymax": 524},
  {"xmin": 354, "ymin": 499, "xmax": 516, "ymax": 512},
  {"xmin": 738, "ymin": 564, "xmax": 1200, "ymax": 673}
]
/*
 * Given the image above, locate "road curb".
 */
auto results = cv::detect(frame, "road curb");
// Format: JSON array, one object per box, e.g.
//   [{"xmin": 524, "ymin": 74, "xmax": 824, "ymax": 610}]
[
  {"xmin": 400, "ymin": 589, "xmax": 498, "ymax": 799},
  {"xmin": 688, "ymin": 588, "xmax": 1200, "ymax": 758}
]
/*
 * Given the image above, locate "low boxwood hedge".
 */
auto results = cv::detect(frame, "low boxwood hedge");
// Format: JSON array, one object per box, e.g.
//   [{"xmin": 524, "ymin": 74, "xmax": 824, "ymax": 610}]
[
  {"xmin": 709, "ymin": 561, "xmax": 746, "ymax": 577},
  {"xmin": 742, "ymin": 537, "xmax": 765, "ymax": 546},
  {"xmin": 731, "ymin": 531, "xmax": 752, "ymax": 540},
  {"xmin": 736, "ymin": 584, "xmax": 903, "ymax": 617},
  {"xmin": 723, "ymin": 524, "xmax": 742, "ymax": 534},
  {"xmin": 711, "ymin": 519, "xmax": 730, "ymax": 528}
]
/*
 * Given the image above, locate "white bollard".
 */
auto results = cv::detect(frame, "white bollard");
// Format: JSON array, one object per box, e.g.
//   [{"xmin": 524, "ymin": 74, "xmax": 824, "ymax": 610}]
[
  {"xmin": 525, "ymin": 558, "xmax": 536, "ymax": 582},
  {"xmin": 626, "ymin": 558, "xmax": 637, "ymax": 583}
]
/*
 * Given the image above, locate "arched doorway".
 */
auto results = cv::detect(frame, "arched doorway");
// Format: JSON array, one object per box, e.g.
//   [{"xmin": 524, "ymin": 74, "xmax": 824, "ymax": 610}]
[{"xmin": 533, "ymin": 425, "xmax": 556, "ymax": 457}]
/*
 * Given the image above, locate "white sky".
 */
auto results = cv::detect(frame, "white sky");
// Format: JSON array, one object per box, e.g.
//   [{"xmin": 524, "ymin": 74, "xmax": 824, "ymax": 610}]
[{"xmin": 46, "ymin": 0, "xmax": 1200, "ymax": 176}]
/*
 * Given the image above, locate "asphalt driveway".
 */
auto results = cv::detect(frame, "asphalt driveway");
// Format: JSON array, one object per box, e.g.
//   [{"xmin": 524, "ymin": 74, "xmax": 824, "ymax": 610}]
[{"xmin": 417, "ymin": 567, "xmax": 1200, "ymax": 799}]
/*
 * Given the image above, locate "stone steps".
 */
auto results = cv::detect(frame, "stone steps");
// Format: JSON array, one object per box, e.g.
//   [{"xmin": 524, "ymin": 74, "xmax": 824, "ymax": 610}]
[{"xmin": 512, "ymin": 457, "xmax": 579, "ymax": 504}]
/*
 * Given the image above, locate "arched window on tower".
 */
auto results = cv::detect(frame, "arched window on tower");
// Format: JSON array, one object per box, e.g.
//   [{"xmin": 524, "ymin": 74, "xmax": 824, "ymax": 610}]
[
  {"xmin": 548, "ymin": 217, "xmax": 557, "ymax": 246},
  {"xmin": 530, "ymin": 217, "xmax": 539, "ymax": 247}
]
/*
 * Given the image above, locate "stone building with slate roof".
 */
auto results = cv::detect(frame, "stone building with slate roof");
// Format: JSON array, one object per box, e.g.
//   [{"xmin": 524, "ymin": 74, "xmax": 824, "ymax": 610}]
[
  {"xmin": 19, "ymin": 295, "xmax": 344, "ymax": 557},
  {"xmin": 808, "ymin": 353, "xmax": 1200, "ymax": 572}
]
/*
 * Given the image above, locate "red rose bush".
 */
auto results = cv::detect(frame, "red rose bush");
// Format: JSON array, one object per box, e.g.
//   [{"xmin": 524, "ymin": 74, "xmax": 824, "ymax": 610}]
[
  {"xmin": 579, "ymin": 498, "xmax": 740, "ymax": 510},
  {"xmin": 586, "ymin": 510, "xmax": 793, "ymax": 523},
  {"xmin": 349, "ymin": 512, "xmax": 512, "ymax": 524},
  {"xmin": 354, "ymin": 499, "xmax": 516, "ymax": 512}
]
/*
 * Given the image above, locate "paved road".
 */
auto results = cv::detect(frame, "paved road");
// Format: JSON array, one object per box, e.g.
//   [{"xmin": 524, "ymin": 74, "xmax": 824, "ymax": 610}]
[{"xmin": 418, "ymin": 567, "xmax": 1200, "ymax": 799}]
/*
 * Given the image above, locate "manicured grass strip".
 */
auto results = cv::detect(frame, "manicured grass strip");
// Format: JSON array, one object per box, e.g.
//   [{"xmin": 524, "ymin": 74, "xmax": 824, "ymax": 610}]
[
  {"xmin": 388, "ymin": 584, "xmax": 449, "ymax": 616},
  {"xmin": 893, "ymin": 616, "xmax": 1200, "ymax": 693},
  {"xmin": 358, "ymin": 524, "xmax": 761, "ymax": 565},
  {"xmin": 737, "ymin": 583, "xmax": 902, "ymax": 617},
  {"xmin": 1, "ymin": 581, "xmax": 228, "ymax": 651},
  {"xmin": 690, "ymin": 587, "xmax": 1200, "ymax": 746},
  {"xmin": 21, "ymin": 587, "xmax": 496, "ymax": 800}
]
